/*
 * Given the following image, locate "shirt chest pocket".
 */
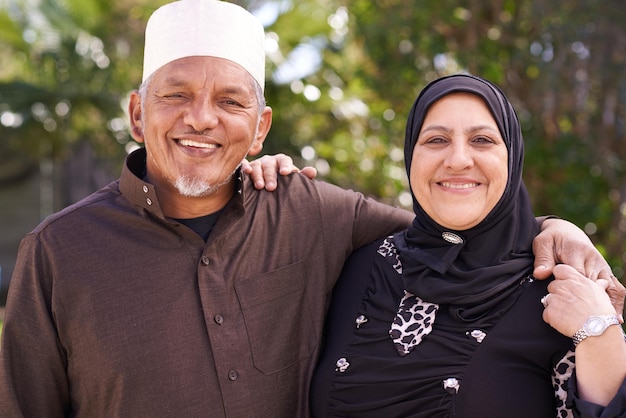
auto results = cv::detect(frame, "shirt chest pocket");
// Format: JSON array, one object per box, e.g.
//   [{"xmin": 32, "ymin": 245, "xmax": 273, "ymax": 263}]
[{"xmin": 235, "ymin": 262, "xmax": 317, "ymax": 374}]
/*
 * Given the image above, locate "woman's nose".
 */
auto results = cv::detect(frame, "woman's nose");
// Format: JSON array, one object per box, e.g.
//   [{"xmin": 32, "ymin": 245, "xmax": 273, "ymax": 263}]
[{"xmin": 444, "ymin": 142, "xmax": 473, "ymax": 170}]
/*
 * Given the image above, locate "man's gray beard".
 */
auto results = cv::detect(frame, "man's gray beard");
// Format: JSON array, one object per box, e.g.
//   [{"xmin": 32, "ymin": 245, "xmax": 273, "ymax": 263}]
[{"xmin": 173, "ymin": 172, "xmax": 234, "ymax": 198}]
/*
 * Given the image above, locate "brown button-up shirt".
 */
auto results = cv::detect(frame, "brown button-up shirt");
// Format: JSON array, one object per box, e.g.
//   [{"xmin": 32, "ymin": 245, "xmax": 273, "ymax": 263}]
[{"xmin": 0, "ymin": 148, "xmax": 413, "ymax": 417}]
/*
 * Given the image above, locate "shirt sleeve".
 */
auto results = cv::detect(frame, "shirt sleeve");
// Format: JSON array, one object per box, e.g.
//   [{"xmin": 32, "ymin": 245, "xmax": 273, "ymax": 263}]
[
  {"xmin": 313, "ymin": 179, "xmax": 414, "ymax": 250},
  {"xmin": 0, "ymin": 233, "xmax": 71, "ymax": 418},
  {"xmin": 567, "ymin": 370, "xmax": 626, "ymax": 418}
]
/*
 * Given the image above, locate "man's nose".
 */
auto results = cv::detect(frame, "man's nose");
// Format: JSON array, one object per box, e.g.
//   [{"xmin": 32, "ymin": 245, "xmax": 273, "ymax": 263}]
[{"xmin": 184, "ymin": 95, "xmax": 219, "ymax": 131}]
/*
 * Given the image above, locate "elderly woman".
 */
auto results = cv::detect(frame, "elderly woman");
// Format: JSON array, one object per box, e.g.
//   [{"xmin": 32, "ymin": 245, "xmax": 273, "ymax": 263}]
[{"xmin": 310, "ymin": 74, "xmax": 626, "ymax": 417}]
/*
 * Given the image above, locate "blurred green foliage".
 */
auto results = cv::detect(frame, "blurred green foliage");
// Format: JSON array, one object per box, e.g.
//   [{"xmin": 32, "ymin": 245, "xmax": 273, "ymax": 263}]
[{"xmin": 0, "ymin": 0, "xmax": 625, "ymax": 276}]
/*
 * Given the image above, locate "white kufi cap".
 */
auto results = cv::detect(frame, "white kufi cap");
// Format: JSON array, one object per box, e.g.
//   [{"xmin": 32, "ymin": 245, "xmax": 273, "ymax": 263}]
[{"xmin": 142, "ymin": 0, "xmax": 265, "ymax": 91}]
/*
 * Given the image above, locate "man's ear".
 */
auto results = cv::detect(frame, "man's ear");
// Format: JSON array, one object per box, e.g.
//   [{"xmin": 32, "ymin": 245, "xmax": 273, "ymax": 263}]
[
  {"xmin": 128, "ymin": 91, "xmax": 145, "ymax": 143},
  {"xmin": 248, "ymin": 106, "xmax": 273, "ymax": 157}
]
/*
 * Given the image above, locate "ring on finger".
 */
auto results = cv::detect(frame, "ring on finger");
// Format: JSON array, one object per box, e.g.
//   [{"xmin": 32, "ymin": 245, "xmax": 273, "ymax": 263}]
[{"xmin": 540, "ymin": 293, "xmax": 551, "ymax": 308}]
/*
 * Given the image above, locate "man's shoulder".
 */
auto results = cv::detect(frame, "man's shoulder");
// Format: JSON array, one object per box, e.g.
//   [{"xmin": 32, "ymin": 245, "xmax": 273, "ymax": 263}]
[
  {"xmin": 242, "ymin": 171, "xmax": 354, "ymax": 199},
  {"xmin": 31, "ymin": 180, "xmax": 123, "ymax": 234},
  {"xmin": 241, "ymin": 172, "xmax": 411, "ymax": 222},
  {"xmin": 251, "ymin": 170, "xmax": 375, "ymax": 196}
]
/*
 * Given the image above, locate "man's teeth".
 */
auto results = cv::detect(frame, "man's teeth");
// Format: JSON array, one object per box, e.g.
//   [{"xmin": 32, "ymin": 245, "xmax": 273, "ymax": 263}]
[
  {"xmin": 440, "ymin": 182, "xmax": 478, "ymax": 189},
  {"xmin": 179, "ymin": 139, "xmax": 218, "ymax": 148}
]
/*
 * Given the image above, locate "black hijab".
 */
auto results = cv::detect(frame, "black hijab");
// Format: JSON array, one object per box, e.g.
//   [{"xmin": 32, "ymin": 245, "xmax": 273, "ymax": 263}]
[{"xmin": 394, "ymin": 74, "xmax": 539, "ymax": 321}]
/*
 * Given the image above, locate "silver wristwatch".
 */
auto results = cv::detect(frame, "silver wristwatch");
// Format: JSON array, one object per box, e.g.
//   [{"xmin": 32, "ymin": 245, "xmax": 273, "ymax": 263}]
[{"xmin": 572, "ymin": 314, "xmax": 620, "ymax": 346}]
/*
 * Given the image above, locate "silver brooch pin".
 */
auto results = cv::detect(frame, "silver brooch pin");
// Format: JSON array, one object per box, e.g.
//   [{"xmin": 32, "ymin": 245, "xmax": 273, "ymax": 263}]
[
  {"xmin": 335, "ymin": 357, "xmax": 350, "ymax": 372},
  {"xmin": 443, "ymin": 377, "xmax": 460, "ymax": 394},
  {"xmin": 355, "ymin": 315, "xmax": 368, "ymax": 328},
  {"xmin": 442, "ymin": 232, "xmax": 463, "ymax": 244},
  {"xmin": 467, "ymin": 329, "xmax": 486, "ymax": 343}
]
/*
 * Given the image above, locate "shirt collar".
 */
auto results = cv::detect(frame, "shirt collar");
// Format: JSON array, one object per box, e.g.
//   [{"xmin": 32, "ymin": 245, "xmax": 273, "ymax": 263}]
[
  {"xmin": 119, "ymin": 148, "xmax": 166, "ymax": 218},
  {"xmin": 118, "ymin": 147, "xmax": 246, "ymax": 219}
]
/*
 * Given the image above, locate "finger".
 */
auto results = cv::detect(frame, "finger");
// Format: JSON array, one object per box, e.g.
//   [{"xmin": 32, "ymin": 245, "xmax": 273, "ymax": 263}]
[
  {"xmin": 275, "ymin": 154, "xmax": 298, "ymax": 175},
  {"xmin": 240, "ymin": 158, "xmax": 252, "ymax": 174},
  {"xmin": 260, "ymin": 156, "xmax": 279, "ymax": 191},
  {"xmin": 594, "ymin": 265, "xmax": 624, "ymax": 318},
  {"xmin": 541, "ymin": 294, "xmax": 582, "ymax": 337},
  {"xmin": 552, "ymin": 263, "xmax": 585, "ymax": 280},
  {"xmin": 557, "ymin": 252, "xmax": 587, "ymax": 279},
  {"xmin": 595, "ymin": 278, "xmax": 610, "ymax": 290},
  {"xmin": 553, "ymin": 264, "xmax": 618, "ymax": 314},
  {"xmin": 579, "ymin": 256, "xmax": 607, "ymax": 282},
  {"xmin": 606, "ymin": 275, "xmax": 626, "ymax": 321},
  {"xmin": 591, "ymin": 262, "xmax": 613, "ymax": 282},
  {"xmin": 532, "ymin": 235, "xmax": 556, "ymax": 280},
  {"xmin": 250, "ymin": 159, "xmax": 266, "ymax": 190},
  {"xmin": 548, "ymin": 264, "xmax": 586, "ymax": 295},
  {"xmin": 532, "ymin": 219, "xmax": 561, "ymax": 280},
  {"xmin": 299, "ymin": 166, "xmax": 317, "ymax": 180},
  {"xmin": 533, "ymin": 264, "xmax": 553, "ymax": 280}
]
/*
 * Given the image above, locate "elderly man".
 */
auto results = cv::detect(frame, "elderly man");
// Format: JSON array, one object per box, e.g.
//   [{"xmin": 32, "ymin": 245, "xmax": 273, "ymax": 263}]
[{"xmin": 0, "ymin": 1, "xmax": 618, "ymax": 417}]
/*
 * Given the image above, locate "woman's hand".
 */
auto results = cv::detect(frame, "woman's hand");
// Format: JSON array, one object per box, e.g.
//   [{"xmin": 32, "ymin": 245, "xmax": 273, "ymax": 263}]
[
  {"xmin": 542, "ymin": 264, "xmax": 617, "ymax": 337},
  {"xmin": 542, "ymin": 264, "xmax": 626, "ymax": 406},
  {"xmin": 241, "ymin": 154, "xmax": 317, "ymax": 191}
]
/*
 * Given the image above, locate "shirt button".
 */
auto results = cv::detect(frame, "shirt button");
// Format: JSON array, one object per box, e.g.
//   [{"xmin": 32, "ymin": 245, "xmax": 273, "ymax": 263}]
[
  {"xmin": 200, "ymin": 256, "xmax": 210, "ymax": 266},
  {"xmin": 142, "ymin": 185, "xmax": 149, "ymax": 193},
  {"xmin": 146, "ymin": 198, "xmax": 153, "ymax": 206},
  {"xmin": 214, "ymin": 315, "xmax": 224, "ymax": 325},
  {"xmin": 228, "ymin": 369, "xmax": 238, "ymax": 381}
]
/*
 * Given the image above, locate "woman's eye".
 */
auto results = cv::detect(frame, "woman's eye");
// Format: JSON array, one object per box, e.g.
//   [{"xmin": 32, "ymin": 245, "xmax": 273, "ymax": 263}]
[
  {"xmin": 473, "ymin": 136, "xmax": 495, "ymax": 144},
  {"xmin": 426, "ymin": 136, "xmax": 447, "ymax": 144}
]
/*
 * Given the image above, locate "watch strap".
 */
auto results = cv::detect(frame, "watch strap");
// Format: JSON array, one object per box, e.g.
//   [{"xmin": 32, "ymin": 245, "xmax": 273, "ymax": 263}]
[{"xmin": 572, "ymin": 314, "xmax": 620, "ymax": 347}]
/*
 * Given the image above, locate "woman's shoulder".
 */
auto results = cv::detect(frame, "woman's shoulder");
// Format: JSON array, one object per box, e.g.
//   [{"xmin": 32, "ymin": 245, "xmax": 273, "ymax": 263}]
[{"xmin": 350, "ymin": 235, "xmax": 401, "ymax": 262}]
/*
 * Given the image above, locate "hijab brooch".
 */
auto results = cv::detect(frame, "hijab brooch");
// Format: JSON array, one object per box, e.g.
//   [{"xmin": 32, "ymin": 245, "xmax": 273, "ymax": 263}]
[{"xmin": 442, "ymin": 231, "xmax": 464, "ymax": 244}]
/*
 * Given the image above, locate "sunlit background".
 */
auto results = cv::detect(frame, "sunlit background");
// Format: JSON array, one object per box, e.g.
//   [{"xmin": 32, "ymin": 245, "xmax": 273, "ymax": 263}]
[{"xmin": 1, "ymin": 0, "xmax": 626, "ymax": 307}]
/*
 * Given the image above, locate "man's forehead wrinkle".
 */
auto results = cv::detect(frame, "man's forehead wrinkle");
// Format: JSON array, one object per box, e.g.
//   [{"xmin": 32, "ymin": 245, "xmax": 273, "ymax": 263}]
[
  {"xmin": 162, "ymin": 75, "xmax": 188, "ymax": 87},
  {"xmin": 161, "ymin": 67, "xmax": 241, "ymax": 89}
]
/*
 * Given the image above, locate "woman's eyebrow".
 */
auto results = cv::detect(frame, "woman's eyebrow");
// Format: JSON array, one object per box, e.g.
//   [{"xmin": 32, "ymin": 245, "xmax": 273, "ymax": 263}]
[
  {"xmin": 420, "ymin": 125, "xmax": 452, "ymax": 135},
  {"xmin": 464, "ymin": 125, "xmax": 500, "ymax": 134}
]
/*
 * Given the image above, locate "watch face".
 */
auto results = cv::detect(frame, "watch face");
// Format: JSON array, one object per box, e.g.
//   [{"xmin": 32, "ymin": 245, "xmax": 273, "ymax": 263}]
[{"xmin": 585, "ymin": 317, "xmax": 606, "ymax": 336}]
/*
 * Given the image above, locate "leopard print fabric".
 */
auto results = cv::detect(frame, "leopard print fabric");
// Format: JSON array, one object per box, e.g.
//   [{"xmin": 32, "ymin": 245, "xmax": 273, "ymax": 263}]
[
  {"xmin": 553, "ymin": 350, "xmax": 575, "ymax": 418},
  {"xmin": 376, "ymin": 236, "xmax": 402, "ymax": 274},
  {"xmin": 389, "ymin": 291, "xmax": 439, "ymax": 356},
  {"xmin": 378, "ymin": 237, "xmax": 439, "ymax": 356}
]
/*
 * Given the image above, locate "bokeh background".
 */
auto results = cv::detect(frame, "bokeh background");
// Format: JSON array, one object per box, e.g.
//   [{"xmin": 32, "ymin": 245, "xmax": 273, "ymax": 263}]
[{"xmin": 1, "ymin": 0, "xmax": 626, "ymax": 307}]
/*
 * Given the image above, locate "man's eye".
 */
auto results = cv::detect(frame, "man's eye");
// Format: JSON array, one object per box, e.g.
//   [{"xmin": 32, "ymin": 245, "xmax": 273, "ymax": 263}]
[{"xmin": 224, "ymin": 99, "xmax": 243, "ymax": 107}]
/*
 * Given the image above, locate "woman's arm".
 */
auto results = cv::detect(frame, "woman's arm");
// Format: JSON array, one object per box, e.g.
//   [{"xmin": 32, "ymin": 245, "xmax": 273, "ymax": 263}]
[{"xmin": 543, "ymin": 264, "xmax": 626, "ymax": 406}]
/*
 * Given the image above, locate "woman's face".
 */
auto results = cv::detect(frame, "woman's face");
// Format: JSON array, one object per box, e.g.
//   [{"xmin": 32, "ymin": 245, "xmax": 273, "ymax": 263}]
[{"xmin": 410, "ymin": 92, "xmax": 508, "ymax": 230}]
